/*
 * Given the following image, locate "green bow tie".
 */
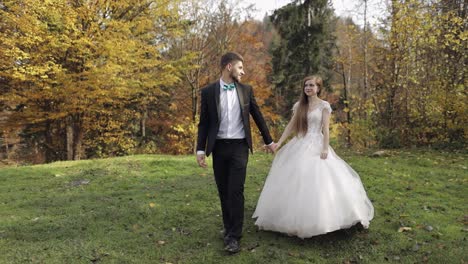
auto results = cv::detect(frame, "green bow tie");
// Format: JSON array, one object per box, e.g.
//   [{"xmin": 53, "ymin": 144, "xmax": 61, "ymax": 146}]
[{"xmin": 223, "ymin": 83, "xmax": 236, "ymax": 91}]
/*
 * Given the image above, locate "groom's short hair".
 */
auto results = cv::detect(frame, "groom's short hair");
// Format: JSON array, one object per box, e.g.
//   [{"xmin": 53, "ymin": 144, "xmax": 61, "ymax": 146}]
[{"xmin": 221, "ymin": 52, "xmax": 244, "ymax": 69}]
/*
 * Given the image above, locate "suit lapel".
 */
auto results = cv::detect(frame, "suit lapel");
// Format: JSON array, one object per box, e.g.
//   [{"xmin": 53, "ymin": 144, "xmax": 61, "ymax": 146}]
[
  {"xmin": 214, "ymin": 82, "xmax": 221, "ymax": 121},
  {"xmin": 235, "ymin": 82, "xmax": 246, "ymax": 118}
]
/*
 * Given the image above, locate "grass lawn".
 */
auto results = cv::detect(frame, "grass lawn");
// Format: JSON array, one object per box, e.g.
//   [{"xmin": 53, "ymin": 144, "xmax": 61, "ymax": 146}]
[{"xmin": 0, "ymin": 149, "xmax": 466, "ymax": 263}]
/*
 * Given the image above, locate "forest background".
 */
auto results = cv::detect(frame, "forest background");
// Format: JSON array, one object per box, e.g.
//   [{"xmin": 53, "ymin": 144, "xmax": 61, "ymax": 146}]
[{"xmin": 0, "ymin": 0, "xmax": 465, "ymax": 164}]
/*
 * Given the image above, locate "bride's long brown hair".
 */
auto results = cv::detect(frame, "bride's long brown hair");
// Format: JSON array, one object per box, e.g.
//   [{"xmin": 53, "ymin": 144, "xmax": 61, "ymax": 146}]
[{"xmin": 290, "ymin": 75, "xmax": 323, "ymax": 136}]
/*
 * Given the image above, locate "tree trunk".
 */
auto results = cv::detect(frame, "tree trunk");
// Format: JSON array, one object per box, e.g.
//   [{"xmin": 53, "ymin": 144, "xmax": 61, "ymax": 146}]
[
  {"xmin": 73, "ymin": 126, "xmax": 82, "ymax": 160},
  {"xmin": 44, "ymin": 121, "xmax": 55, "ymax": 162},
  {"xmin": 72, "ymin": 114, "xmax": 83, "ymax": 160},
  {"xmin": 140, "ymin": 106, "xmax": 147, "ymax": 138},
  {"xmin": 66, "ymin": 117, "xmax": 74, "ymax": 160},
  {"xmin": 191, "ymin": 82, "xmax": 198, "ymax": 122},
  {"xmin": 363, "ymin": 0, "xmax": 368, "ymax": 103},
  {"xmin": 340, "ymin": 62, "xmax": 352, "ymax": 147},
  {"xmin": 4, "ymin": 131, "xmax": 9, "ymax": 159}
]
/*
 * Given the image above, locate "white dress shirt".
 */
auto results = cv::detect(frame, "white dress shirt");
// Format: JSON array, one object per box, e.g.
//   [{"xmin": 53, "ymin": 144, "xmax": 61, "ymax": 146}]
[{"xmin": 217, "ymin": 79, "xmax": 245, "ymax": 139}]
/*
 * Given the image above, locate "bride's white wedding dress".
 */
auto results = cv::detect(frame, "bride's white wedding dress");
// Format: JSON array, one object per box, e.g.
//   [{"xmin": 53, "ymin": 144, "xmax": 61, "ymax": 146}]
[{"xmin": 253, "ymin": 101, "xmax": 374, "ymax": 238}]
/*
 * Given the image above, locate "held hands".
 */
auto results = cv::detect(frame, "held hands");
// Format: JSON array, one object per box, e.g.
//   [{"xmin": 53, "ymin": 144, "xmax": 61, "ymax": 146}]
[
  {"xmin": 196, "ymin": 154, "xmax": 207, "ymax": 168},
  {"xmin": 264, "ymin": 142, "xmax": 279, "ymax": 154}
]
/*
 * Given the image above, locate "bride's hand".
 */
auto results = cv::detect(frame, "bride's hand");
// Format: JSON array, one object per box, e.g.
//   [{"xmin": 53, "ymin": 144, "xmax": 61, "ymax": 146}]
[
  {"xmin": 320, "ymin": 150, "xmax": 328, "ymax": 159},
  {"xmin": 272, "ymin": 143, "xmax": 280, "ymax": 153}
]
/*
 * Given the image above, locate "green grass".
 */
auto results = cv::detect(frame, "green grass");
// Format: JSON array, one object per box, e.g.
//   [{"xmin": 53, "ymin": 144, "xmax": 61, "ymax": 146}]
[{"xmin": 0, "ymin": 149, "xmax": 466, "ymax": 263}]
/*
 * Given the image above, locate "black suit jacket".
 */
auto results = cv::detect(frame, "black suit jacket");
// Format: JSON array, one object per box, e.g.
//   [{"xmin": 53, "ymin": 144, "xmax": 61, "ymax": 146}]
[{"xmin": 196, "ymin": 81, "xmax": 273, "ymax": 156}]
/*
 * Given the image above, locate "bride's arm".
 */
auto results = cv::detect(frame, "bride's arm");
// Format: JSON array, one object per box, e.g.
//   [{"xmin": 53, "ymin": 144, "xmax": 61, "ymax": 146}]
[
  {"xmin": 277, "ymin": 119, "xmax": 294, "ymax": 148},
  {"xmin": 321, "ymin": 108, "xmax": 331, "ymax": 159},
  {"xmin": 277, "ymin": 102, "xmax": 300, "ymax": 148}
]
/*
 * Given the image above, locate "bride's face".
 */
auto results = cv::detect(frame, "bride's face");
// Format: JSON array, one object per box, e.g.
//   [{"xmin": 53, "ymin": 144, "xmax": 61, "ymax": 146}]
[{"xmin": 304, "ymin": 80, "xmax": 319, "ymax": 96}]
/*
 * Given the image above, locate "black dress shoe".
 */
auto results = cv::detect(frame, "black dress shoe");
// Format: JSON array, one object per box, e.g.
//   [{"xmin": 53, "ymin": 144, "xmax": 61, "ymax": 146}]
[
  {"xmin": 223, "ymin": 235, "xmax": 230, "ymax": 246},
  {"xmin": 224, "ymin": 239, "xmax": 240, "ymax": 254}
]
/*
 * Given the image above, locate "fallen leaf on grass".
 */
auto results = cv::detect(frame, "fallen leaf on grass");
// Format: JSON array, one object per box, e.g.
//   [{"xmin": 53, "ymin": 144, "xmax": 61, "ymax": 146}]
[
  {"xmin": 157, "ymin": 240, "xmax": 166, "ymax": 245},
  {"xmin": 70, "ymin": 179, "xmax": 90, "ymax": 187},
  {"xmin": 177, "ymin": 228, "xmax": 191, "ymax": 236},
  {"xmin": 424, "ymin": 225, "xmax": 433, "ymax": 232},
  {"xmin": 343, "ymin": 258, "xmax": 360, "ymax": 264},
  {"xmin": 398, "ymin": 227, "xmax": 412, "ymax": 232},
  {"xmin": 461, "ymin": 215, "xmax": 468, "ymax": 225}
]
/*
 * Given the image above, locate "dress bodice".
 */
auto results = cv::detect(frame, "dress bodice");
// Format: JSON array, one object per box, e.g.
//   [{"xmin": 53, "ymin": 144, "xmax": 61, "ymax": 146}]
[{"xmin": 301, "ymin": 101, "xmax": 332, "ymax": 135}]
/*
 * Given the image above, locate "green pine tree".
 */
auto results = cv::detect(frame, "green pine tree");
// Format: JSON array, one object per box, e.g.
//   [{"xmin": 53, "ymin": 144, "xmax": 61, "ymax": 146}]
[{"xmin": 269, "ymin": 0, "xmax": 335, "ymax": 114}]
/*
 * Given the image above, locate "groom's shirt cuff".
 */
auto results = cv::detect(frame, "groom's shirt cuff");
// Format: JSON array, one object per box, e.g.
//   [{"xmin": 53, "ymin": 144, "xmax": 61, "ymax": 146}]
[{"xmin": 197, "ymin": 150, "xmax": 205, "ymax": 155}]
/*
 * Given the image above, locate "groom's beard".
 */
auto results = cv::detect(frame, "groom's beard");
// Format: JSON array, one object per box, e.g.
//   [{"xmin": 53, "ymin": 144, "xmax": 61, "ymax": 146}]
[{"xmin": 230, "ymin": 72, "xmax": 240, "ymax": 83}]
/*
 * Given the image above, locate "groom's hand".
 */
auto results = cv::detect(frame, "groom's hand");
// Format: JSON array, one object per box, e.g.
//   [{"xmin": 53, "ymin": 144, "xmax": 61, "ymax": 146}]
[
  {"xmin": 197, "ymin": 154, "xmax": 207, "ymax": 168},
  {"xmin": 264, "ymin": 142, "xmax": 277, "ymax": 154}
]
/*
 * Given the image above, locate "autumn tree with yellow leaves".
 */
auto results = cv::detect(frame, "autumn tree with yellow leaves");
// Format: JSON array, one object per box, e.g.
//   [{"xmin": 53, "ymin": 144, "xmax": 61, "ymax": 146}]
[
  {"xmin": 1, "ymin": 0, "xmax": 186, "ymax": 161},
  {"xmin": 331, "ymin": 0, "xmax": 466, "ymax": 149}
]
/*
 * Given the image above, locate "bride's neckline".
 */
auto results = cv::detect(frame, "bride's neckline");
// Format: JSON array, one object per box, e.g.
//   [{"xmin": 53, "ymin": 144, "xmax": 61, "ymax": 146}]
[{"xmin": 308, "ymin": 100, "xmax": 324, "ymax": 113}]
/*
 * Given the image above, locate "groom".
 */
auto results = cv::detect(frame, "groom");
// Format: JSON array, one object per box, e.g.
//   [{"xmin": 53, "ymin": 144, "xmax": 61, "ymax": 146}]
[{"xmin": 196, "ymin": 52, "xmax": 276, "ymax": 253}]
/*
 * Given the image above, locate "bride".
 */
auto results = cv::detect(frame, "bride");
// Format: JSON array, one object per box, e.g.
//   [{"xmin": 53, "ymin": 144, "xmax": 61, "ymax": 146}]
[{"xmin": 253, "ymin": 75, "xmax": 374, "ymax": 238}]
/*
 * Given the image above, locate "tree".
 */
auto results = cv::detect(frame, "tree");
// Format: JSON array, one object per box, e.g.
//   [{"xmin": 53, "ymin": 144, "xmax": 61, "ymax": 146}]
[
  {"xmin": 0, "ymin": 0, "xmax": 186, "ymax": 161},
  {"xmin": 269, "ymin": 0, "xmax": 335, "ymax": 114},
  {"xmin": 373, "ymin": 0, "xmax": 466, "ymax": 148}
]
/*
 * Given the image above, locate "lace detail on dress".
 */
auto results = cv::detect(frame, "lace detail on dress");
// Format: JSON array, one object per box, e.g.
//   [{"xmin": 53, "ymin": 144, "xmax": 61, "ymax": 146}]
[
  {"xmin": 306, "ymin": 101, "xmax": 332, "ymax": 135},
  {"xmin": 292, "ymin": 101, "xmax": 331, "ymax": 114},
  {"xmin": 321, "ymin": 101, "xmax": 332, "ymax": 113}
]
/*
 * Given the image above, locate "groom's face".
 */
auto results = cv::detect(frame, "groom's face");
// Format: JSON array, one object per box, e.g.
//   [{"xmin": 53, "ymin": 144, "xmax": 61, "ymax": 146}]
[{"xmin": 228, "ymin": 60, "xmax": 245, "ymax": 82}]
